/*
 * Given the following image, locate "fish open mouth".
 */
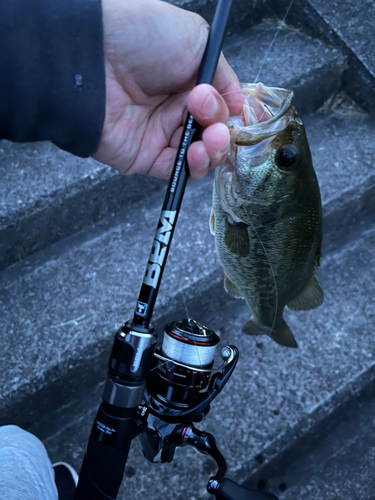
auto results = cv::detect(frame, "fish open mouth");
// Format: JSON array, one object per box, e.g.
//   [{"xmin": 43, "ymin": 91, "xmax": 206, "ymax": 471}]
[{"xmin": 229, "ymin": 83, "xmax": 296, "ymax": 146}]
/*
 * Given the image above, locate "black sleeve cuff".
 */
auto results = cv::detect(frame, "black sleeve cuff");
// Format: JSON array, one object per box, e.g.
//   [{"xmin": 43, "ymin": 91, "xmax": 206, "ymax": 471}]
[{"xmin": 0, "ymin": 0, "xmax": 106, "ymax": 157}]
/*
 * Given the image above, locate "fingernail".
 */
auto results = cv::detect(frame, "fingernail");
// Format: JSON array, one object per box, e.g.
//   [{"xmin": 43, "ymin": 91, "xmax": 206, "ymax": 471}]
[
  {"xmin": 202, "ymin": 92, "xmax": 219, "ymax": 119},
  {"xmin": 212, "ymin": 141, "xmax": 230, "ymax": 166},
  {"xmin": 202, "ymin": 157, "xmax": 210, "ymax": 170},
  {"xmin": 220, "ymin": 139, "xmax": 230, "ymax": 156}
]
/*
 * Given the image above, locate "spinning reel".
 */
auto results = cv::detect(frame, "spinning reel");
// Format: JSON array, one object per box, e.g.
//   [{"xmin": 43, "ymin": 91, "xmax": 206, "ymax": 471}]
[{"xmin": 137, "ymin": 318, "xmax": 278, "ymax": 500}]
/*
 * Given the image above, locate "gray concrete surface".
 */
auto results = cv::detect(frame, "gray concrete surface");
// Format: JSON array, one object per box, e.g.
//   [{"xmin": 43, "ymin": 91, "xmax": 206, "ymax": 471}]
[
  {"xmin": 0, "ymin": 110, "xmax": 374, "ymax": 433},
  {"xmin": 225, "ymin": 25, "xmax": 344, "ymax": 115},
  {"xmin": 246, "ymin": 373, "xmax": 375, "ymax": 499},
  {"xmin": 42, "ymin": 221, "xmax": 375, "ymax": 500},
  {"xmin": 307, "ymin": 0, "xmax": 375, "ymax": 114},
  {"xmin": 0, "ymin": 142, "xmax": 164, "ymax": 271},
  {"xmin": 0, "ymin": 6, "xmax": 374, "ymax": 500},
  {"xmin": 303, "ymin": 112, "xmax": 375, "ymax": 252},
  {"xmin": 168, "ymin": 0, "xmax": 271, "ymax": 32},
  {"xmin": 0, "ymin": 26, "xmax": 344, "ymax": 270},
  {"xmin": 309, "ymin": 0, "xmax": 375, "ymax": 77},
  {"xmin": 265, "ymin": 0, "xmax": 375, "ymax": 113}
]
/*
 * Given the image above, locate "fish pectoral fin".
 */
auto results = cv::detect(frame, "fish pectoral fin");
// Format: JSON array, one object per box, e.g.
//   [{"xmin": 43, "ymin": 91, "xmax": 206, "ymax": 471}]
[
  {"xmin": 287, "ymin": 276, "xmax": 324, "ymax": 311},
  {"xmin": 224, "ymin": 273, "xmax": 243, "ymax": 298},
  {"xmin": 224, "ymin": 219, "xmax": 249, "ymax": 258},
  {"xmin": 209, "ymin": 208, "xmax": 215, "ymax": 236},
  {"xmin": 243, "ymin": 318, "xmax": 298, "ymax": 348}
]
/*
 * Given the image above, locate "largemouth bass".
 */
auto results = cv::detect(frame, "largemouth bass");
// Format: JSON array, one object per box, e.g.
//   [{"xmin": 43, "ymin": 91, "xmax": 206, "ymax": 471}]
[{"xmin": 210, "ymin": 83, "xmax": 323, "ymax": 348}]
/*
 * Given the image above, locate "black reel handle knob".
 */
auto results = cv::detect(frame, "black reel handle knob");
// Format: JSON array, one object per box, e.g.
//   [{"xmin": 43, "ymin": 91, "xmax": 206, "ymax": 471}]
[{"xmin": 214, "ymin": 478, "xmax": 279, "ymax": 500}]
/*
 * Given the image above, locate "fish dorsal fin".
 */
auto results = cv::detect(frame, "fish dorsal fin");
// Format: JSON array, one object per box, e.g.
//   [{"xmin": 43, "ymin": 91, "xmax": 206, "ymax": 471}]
[
  {"xmin": 242, "ymin": 318, "xmax": 298, "ymax": 348},
  {"xmin": 287, "ymin": 276, "xmax": 323, "ymax": 311},
  {"xmin": 224, "ymin": 219, "xmax": 249, "ymax": 258},
  {"xmin": 224, "ymin": 273, "xmax": 243, "ymax": 298},
  {"xmin": 209, "ymin": 208, "xmax": 215, "ymax": 236}
]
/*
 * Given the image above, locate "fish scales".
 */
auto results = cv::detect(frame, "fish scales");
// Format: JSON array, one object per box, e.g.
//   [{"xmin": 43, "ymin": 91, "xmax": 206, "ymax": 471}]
[{"xmin": 210, "ymin": 83, "xmax": 323, "ymax": 348}]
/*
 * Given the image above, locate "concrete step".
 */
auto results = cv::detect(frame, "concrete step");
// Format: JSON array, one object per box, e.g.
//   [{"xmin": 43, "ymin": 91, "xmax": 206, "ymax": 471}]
[
  {"xmin": 168, "ymin": 0, "xmax": 272, "ymax": 33},
  {"xmin": 0, "ymin": 109, "xmax": 374, "ymax": 432},
  {"xmin": 0, "ymin": 144, "xmax": 164, "ymax": 272},
  {"xmin": 0, "ymin": 25, "xmax": 344, "ymax": 271},
  {"xmin": 264, "ymin": 0, "xmax": 375, "ymax": 114},
  {"xmin": 224, "ymin": 25, "xmax": 344, "ymax": 116},
  {"xmin": 41, "ymin": 219, "xmax": 375, "ymax": 500},
  {"xmin": 245, "ymin": 377, "xmax": 375, "ymax": 499}
]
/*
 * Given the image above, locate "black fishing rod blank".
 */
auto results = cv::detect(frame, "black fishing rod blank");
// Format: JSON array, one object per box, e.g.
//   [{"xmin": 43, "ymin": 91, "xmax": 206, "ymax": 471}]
[
  {"xmin": 74, "ymin": 2, "xmax": 233, "ymax": 499},
  {"xmin": 133, "ymin": 0, "xmax": 233, "ymax": 329}
]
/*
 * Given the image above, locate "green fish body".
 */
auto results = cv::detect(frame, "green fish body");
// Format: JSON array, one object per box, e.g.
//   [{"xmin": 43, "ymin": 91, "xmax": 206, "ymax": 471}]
[{"xmin": 210, "ymin": 83, "xmax": 323, "ymax": 348}]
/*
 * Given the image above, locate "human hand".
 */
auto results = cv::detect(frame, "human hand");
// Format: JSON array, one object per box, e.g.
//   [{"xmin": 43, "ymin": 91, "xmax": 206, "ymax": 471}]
[{"xmin": 93, "ymin": 0, "xmax": 245, "ymax": 181}]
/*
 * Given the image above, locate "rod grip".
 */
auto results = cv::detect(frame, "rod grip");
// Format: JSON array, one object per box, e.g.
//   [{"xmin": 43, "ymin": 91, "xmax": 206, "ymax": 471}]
[
  {"xmin": 74, "ymin": 435, "xmax": 130, "ymax": 500},
  {"xmin": 216, "ymin": 479, "xmax": 279, "ymax": 500},
  {"xmin": 74, "ymin": 407, "xmax": 137, "ymax": 500}
]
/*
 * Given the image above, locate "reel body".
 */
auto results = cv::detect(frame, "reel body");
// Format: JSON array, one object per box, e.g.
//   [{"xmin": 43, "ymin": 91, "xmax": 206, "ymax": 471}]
[
  {"xmin": 137, "ymin": 318, "xmax": 279, "ymax": 500},
  {"xmin": 137, "ymin": 319, "xmax": 238, "ymax": 463},
  {"xmin": 149, "ymin": 319, "xmax": 220, "ymax": 411}
]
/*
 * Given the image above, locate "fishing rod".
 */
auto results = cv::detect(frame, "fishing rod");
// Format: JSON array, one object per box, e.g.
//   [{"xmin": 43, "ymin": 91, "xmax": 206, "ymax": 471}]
[{"xmin": 74, "ymin": 1, "xmax": 280, "ymax": 499}]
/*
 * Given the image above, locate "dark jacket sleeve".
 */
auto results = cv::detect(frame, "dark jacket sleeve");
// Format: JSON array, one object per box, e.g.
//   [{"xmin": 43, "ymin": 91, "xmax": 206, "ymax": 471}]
[{"xmin": 0, "ymin": 0, "xmax": 105, "ymax": 158}]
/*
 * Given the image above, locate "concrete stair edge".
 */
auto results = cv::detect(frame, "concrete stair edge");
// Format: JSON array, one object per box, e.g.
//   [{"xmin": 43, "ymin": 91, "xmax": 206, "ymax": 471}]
[{"xmin": 0, "ymin": 25, "xmax": 345, "ymax": 270}]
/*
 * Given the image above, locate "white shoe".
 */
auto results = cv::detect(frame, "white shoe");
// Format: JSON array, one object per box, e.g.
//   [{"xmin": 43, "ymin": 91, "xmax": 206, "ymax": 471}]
[{"xmin": 52, "ymin": 461, "xmax": 78, "ymax": 499}]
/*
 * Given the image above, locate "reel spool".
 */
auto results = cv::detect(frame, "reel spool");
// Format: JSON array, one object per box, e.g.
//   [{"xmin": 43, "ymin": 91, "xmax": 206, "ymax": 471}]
[
  {"xmin": 162, "ymin": 318, "xmax": 220, "ymax": 368},
  {"xmin": 146, "ymin": 319, "xmax": 221, "ymax": 417}
]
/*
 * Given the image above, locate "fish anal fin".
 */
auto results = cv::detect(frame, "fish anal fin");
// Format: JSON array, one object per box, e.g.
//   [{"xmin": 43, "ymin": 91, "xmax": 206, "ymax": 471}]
[
  {"xmin": 287, "ymin": 276, "xmax": 323, "ymax": 311},
  {"xmin": 224, "ymin": 220, "xmax": 249, "ymax": 258},
  {"xmin": 209, "ymin": 208, "xmax": 215, "ymax": 236},
  {"xmin": 224, "ymin": 273, "xmax": 243, "ymax": 298},
  {"xmin": 243, "ymin": 318, "xmax": 298, "ymax": 349},
  {"xmin": 242, "ymin": 319, "xmax": 267, "ymax": 337}
]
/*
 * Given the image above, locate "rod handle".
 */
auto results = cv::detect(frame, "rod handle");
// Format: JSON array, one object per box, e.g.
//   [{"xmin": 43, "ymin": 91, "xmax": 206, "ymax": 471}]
[
  {"xmin": 74, "ymin": 435, "xmax": 129, "ymax": 499},
  {"xmin": 215, "ymin": 479, "xmax": 279, "ymax": 500}
]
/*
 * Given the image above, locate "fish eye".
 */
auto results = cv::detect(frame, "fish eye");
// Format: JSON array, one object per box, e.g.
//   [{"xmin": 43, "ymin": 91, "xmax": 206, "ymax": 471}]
[{"xmin": 276, "ymin": 146, "xmax": 298, "ymax": 169}]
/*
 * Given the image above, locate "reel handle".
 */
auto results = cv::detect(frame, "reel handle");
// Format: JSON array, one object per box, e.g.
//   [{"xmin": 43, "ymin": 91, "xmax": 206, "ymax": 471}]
[{"xmin": 215, "ymin": 479, "xmax": 279, "ymax": 500}]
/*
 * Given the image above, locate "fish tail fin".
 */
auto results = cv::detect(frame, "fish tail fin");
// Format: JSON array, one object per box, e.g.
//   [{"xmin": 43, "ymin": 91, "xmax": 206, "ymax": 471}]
[
  {"xmin": 242, "ymin": 318, "xmax": 298, "ymax": 348},
  {"xmin": 270, "ymin": 322, "xmax": 298, "ymax": 348}
]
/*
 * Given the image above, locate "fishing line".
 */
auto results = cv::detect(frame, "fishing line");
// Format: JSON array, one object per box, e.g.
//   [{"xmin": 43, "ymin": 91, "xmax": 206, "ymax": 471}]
[
  {"xmin": 162, "ymin": 331, "xmax": 217, "ymax": 367},
  {"xmin": 180, "ymin": 290, "xmax": 207, "ymax": 371},
  {"xmin": 180, "ymin": 290, "xmax": 190, "ymax": 318},
  {"xmin": 177, "ymin": 290, "xmax": 210, "ymax": 388},
  {"xmin": 253, "ymin": 0, "xmax": 295, "ymax": 84},
  {"xmin": 149, "ymin": 359, "xmax": 170, "ymax": 374},
  {"xmin": 248, "ymin": 217, "xmax": 279, "ymax": 337},
  {"xmin": 219, "ymin": 0, "xmax": 295, "ymax": 101},
  {"xmin": 180, "ymin": 289, "xmax": 208, "ymax": 369}
]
